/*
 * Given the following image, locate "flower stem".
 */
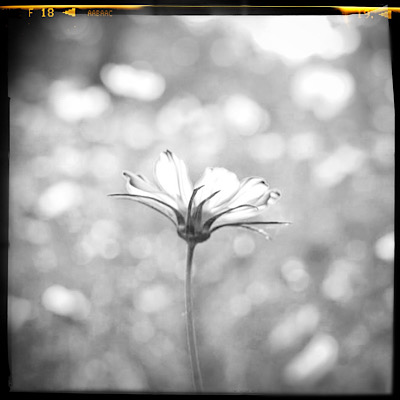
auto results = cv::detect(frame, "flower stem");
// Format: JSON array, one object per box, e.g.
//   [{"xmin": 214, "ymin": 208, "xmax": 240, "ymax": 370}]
[{"xmin": 185, "ymin": 241, "xmax": 203, "ymax": 392}]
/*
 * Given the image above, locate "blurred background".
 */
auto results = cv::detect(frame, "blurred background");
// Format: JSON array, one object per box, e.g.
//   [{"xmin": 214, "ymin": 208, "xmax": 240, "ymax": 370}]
[{"xmin": 8, "ymin": 11, "xmax": 394, "ymax": 393}]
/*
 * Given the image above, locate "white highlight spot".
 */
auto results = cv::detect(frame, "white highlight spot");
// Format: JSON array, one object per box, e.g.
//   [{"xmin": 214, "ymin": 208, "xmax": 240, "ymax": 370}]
[
  {"xmin": 50, "ymin": 81, "xmax": 110, "ymax": 122},
  {"xmin": 284, "ymin": 333, "xmax": 339, "ymax": 386},
  {"xmin": 291, "ymin": 66, "xmax": 355, "ymax": 120},
  {"xmin": 232, "ymin": 16, "xmax": 360, "ymax": 64},
  {"xmin": 281, "ymin": 258, "xmax": 310, "ymax": 292},
  {"xmin": 223, "ymin": 94, "xmax": 268, "ymax": 136},
  {"xmin": 136, "ymin": 284, "xmax": 172, "ymax": 314},
  {"xmin": 375, "ymin": 232, "xmax": 394, "ymax": 262},
  {"xmin": 101, "ymin": 63, "xmax": 165, "ymax": 101},
  {"xmin": 37, "ymin": 181, "xmax": 82, "ymax": 218},
  {"xmin": 268, "ymin": 304, "xmax": 320, "ymax": 352},
  {"xmin": 313, "ymin": 145, "xmax": 365, "ymax": 187},
  {"xmin": 322, "ymin": 260, "xmax": 362, "ymax": 303},
  {"xmin": 42, "ymin": 285, "xmax": 91, "ymax": 320}
]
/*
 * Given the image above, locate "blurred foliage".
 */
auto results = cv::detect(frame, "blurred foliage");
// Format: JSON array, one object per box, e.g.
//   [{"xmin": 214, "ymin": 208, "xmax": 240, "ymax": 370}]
[{"xmin": 8, "ymin": 11, "xmax": 394, "ymax": 393}]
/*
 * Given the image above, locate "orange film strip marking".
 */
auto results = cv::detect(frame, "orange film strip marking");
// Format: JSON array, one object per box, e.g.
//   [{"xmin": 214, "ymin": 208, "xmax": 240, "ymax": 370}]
[
  {"xmin": 0, "ymin": 5, "xmax": 147, "ymax": 10},
  {"xmin": 335, "ymin": 6, "xmax": 400, "ymax": 14},
  {"xmin": 1, "ymin": 5, "xmax": 400, "ymax": 15}
]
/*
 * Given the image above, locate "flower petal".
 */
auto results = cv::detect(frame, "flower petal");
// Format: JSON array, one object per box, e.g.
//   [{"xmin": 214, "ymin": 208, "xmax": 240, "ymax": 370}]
[
  {"xmin": 123, "ymin": 171, "xmax": 180, "ymax": 211},
  {"xmin": 210, "ymin": 221, "xmax": 291, "ymax": 232},
  {"xmin": 265, "ymin": 189, "xmax": 281, "ymax": 206},
  {"xmin": 232, "ymin": 225, "xmax": 271, "ymax": 240},
  {"xmin": 214, "ymin": 189, "xmax": 281, "ymax": 225},
  {"xmin": 202, "ymin": 204, "xmax": 259, "ymax": 230},
  {"xmin": 213, "ymin": 206, "xmax": 262, "ymax": 225},
  {"xmin": 154, "ymin": 150, "xmax": 193, "ymax": 207},
  {"xmin": 194, "ymin": 167, "xmax": 241, "ymax": 211},
  {"xmin": 226, "ymin": 177, "xmax": 270, "ymax": 208},
  {"xmin": 123, "ymin": 171, "xmax": 159, "ymax": 193}
]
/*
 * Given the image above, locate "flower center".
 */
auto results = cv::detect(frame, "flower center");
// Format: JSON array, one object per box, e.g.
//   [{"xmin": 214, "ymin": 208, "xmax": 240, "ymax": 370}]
[{"xmin": 177, "ymin": 187, "xmax": 219, "ymax": 244}]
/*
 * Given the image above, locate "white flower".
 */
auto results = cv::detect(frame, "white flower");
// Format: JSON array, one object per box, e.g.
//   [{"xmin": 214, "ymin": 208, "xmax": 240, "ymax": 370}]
[{"xmin": 110, "ymin": 150, "xmax": 288, "ymax": 243}]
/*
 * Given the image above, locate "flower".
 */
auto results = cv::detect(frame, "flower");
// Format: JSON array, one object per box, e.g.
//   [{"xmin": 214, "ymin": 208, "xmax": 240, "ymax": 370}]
[{"xmin": 110, "ymin": 150, "xmax": 288, "ymax": 243}]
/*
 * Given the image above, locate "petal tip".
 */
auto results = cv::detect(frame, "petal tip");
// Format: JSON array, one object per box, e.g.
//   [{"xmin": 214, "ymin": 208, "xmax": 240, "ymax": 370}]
[
  {"xmin": 265, "ymin": 189, "xmax": 281, "ymax": 206},
  {"xmin": 164, "ymin": 149, "xmax": 174, "ymax": 159}
]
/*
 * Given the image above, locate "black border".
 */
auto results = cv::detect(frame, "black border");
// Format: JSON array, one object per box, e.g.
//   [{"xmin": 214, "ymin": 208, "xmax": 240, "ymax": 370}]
[{"xmin": 1, "ymin": 1, "xmax": 398, "ymax": 397}]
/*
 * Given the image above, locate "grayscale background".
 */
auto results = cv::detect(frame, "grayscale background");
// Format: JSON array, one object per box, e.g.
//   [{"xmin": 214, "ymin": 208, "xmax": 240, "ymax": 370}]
[{"xmin": 8, "ymin": 11, "xmax": 394, "ymax": 393}]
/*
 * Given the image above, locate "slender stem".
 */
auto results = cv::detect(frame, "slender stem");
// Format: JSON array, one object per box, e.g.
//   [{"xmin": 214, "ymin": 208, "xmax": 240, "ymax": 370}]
[{"xmin": 185, "ymin": 241, "xmax": 203, "ymax": 392}]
